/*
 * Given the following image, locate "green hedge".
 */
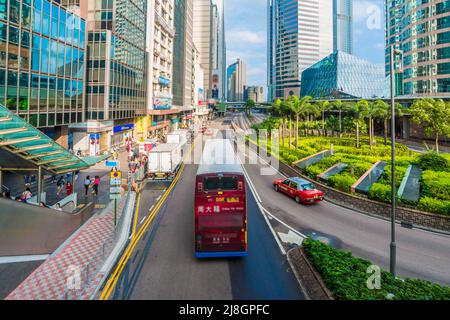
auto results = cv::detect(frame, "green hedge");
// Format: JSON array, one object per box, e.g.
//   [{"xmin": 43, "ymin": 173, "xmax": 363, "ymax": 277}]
[
  {"xmin": 421, "ymin": 171, "xmax": 450, "ymax": 201},
  {"xmin": 368, "ymin": 183, "xmax": 392, "ymax": 203},
  {"xmin": 418, "ymin": 197, "xmax": 450, "ymax": 216},
  {"xmin": 417, "ymin": 153, "xmax": 449, "ymax": 172},
  {"xmin": 303, "ymin": 238, "xmax": 450, "ymax": 300},
  {"xmin": 328, "ymin": 174, "xmax": 357, "ymax": 193}
]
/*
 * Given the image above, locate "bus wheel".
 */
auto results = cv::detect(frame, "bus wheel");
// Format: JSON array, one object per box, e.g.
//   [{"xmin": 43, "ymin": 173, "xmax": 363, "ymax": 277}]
[{"xmin": 295, "ymin": 196, "xmax": 301, "ymax": 203}]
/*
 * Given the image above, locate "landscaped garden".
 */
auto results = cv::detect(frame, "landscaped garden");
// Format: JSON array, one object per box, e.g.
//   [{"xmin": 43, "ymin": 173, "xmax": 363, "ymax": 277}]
[
  {"xmin": 303, "ymin": 238, "xmax": 450, "ymax": 300},
  {"xmin": 250, "ymin": 97, "xmax": 450, "ymax": 216}
]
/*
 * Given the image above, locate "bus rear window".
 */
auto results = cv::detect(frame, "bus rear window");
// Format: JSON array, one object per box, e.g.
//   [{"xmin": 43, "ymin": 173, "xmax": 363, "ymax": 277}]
[
  {"xmin": 198, "ymin": 214, "xmax": 243, "ymax": 230},
  {"xmin": 203, "ymin": 176, "xmax": 238, "ymax": 191}
]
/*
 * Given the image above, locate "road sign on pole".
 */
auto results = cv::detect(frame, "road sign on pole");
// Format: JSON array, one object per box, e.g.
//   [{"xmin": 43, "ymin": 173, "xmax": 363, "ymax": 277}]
[
  {"xmin": 106, "ymin": 160, "xmax": 120, "ymax": 168},
  {"xmin": 110, "ymin": 171, "xmax": 122, "ymax": 226}
]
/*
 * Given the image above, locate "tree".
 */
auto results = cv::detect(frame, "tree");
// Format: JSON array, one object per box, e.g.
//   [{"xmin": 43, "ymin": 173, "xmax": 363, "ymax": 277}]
[
  {"xmin": 316, "ymin": 100, "xmax": 331, "ymax": 136},
  {"xmin": 286, "ymin": 95, "xmax": 312, "ymax": 148},
  {"xmin": 245, "ymin": 99, "xmax": 255, "ymax": 116},
  {"xmin": 410, "ymin": 98, "xmax": 450, "ymax": 154},
  {"xmin": 326, "ymin": 115, "xmax": 340, "ymax": 137},
  {"xmin": 352, "ymin": 100, "xmax": 369, "ymax": 148},
  {"xmin": 372, "ymin": 100, "xmax": 389, "ymax": 146}
]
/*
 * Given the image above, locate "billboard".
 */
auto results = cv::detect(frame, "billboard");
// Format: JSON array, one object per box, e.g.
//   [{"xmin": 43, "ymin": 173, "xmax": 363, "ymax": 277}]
[{"xmin": 211, "ymin": 70, "xmax": 220, "ymax": 99}]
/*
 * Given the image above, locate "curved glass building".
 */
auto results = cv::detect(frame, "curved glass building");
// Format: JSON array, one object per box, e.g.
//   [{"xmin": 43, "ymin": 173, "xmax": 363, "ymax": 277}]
[{"xmin": 301, "ymin": 51, "xmax": 389, "ymax": 99}]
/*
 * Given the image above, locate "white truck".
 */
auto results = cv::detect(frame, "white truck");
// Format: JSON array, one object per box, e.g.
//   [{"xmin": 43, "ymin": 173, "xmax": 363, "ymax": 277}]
[
  {"xmin": 166, "ymin": 130, "xmax": 190, "ymax": 157},
  {"xmin": 167, "ymin": 130, "xmax": 189, "ymax": 146},
  {"xmin": 147, "ymin": 143, "xmax": 182, "ymax": 180}
]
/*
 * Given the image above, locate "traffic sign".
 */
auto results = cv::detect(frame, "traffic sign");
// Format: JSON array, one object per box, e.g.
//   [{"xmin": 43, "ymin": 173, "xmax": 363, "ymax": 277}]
[
  {"xmin": 110, "ymin": 170, "xmax": 122, "ymax": 201},
  {"xmin": 106, "ymin": 160, "xmax": 120, "ymax": 168}
]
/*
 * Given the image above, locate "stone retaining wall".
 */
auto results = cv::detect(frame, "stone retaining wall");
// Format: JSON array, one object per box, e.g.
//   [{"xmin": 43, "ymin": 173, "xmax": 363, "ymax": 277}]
[{"xmin": 287, "ymin": 247, "xmax": 333, "ymax": 300}]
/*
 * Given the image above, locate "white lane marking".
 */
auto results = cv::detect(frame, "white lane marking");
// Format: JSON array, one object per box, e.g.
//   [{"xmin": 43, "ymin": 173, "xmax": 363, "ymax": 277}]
[
  {"xmin": 148, "ymin": 205, "xmax": 155, "ymax": 212},
  {"xmin": 140, "ymin": 216, "xmax": 147, "ymax": 225},
  {"xmin": 156, "ymin": 195, "xmax": 162, "ymax": 201},
  {"xmin": 238, "ymin": 152, "xmax": 306, "ymax": 255},
  {"xmin": 0, "ymin": 254, "xmax": 49, "ymax": 264}
]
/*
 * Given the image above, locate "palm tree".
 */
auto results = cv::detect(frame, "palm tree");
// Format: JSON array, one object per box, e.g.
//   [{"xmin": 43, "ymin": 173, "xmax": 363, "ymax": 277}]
[
  {"xmin": 372, "ymin": 100, "xmax": 389, "ymax": 146},
  {"xmin": 316, "ymin": 100, "xmax": 331, "ymax": 136},
  {"xmin": 245, "ymin": 99, "xmax": 255, "ymax": 116},
  {"xmin": 286, "ymin": 95, "xmax": 312, "ymax": 148},
  {"xmin": 352, "ymin": 100, "xmax": 369, "ymax": 148}
]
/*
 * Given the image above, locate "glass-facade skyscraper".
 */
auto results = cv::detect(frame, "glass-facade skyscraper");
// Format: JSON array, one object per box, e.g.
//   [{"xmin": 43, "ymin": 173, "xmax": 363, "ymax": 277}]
[
  {"xmin": 301, "ymin": 51, "xmax": 389, "ymax": 99},
  {"xmin": 0, "ymin": 0, "xmax": 85, "ymax": 133},
  {"xmin": 267, "ymin": 0, "xmax": 334, "ymax": 100},
  {"xmin": 386, "ymin": 0, "xmax": 450, "ymax": 96},
  {"xmin": 83, "ymin": 0, "xmax": 147, "ymax": 122},
  {"xmin": 333, "ymin": 0, "xmax": 353, "ymax": 54}
]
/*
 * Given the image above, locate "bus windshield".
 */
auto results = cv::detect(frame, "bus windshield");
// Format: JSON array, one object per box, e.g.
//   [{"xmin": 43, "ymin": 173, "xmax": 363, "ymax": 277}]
[{"xmin": 203, "ymin": 176, "xmax": 238, "ymax": 191}]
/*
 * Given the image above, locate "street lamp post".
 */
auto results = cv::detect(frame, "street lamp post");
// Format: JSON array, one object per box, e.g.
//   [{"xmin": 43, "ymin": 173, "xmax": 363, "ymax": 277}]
[{"xmin": 389, "ymin": 45, "xmax": 402, "ymax": 277}]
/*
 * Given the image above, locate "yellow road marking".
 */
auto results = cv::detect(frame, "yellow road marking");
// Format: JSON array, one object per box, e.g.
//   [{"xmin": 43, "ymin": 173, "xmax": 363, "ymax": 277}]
[
  {"xmin": 99, "ymin": 141, "xmax": 196, "ymax": 300},
  {"xmin": 99, "ymin": 162, "xmax": 185, "ymax": 300},
  {"xmin": 132, "ymin": 193, "xmax": 141, "ymax": 240}
]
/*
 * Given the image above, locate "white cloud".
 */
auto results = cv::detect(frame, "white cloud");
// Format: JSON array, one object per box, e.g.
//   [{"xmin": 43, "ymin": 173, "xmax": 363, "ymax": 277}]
[{"xmin": 227, "ymin": 30, "xmax": 266, "ymax": 46}]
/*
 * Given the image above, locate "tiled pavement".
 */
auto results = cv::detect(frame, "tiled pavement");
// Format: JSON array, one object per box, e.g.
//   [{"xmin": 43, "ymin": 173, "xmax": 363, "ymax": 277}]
[{"xmin": 5, "ymin": 195, "xmax": 128, "ymax": 300}]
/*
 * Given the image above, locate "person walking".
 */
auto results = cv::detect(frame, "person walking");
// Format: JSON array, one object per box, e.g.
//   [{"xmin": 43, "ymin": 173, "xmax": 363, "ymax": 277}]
[
  {"xmin": 93, "ymin": 176, "xmax": 100, "ymax": 196},
  {"xmin": 84, "ymin": 176, "xmax": 91, "ymax": 196},
  {"xmin": 66, "ymin": 181, "xmax": 73, "ymax": 196},
  {"xmin": 21, "ymin": 188, "xmax": 32, "ymax": 203},
  {"xmin": 56, "ymin": 176, "xmax": 66, "ymax": 196}
]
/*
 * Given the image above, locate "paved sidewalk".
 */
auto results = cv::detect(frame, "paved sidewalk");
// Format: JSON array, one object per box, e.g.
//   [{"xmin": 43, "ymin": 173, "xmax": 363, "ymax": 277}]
[{"xmin": 5, "ymin": 194, "xmax": 128, "ymax": 300}]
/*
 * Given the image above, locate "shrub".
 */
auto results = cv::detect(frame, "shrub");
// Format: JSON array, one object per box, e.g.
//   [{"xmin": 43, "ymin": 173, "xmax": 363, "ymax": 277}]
[
  {"xmin": 328, "ymin": 174, "xmax": 357, "ymax": 193},
  {"xmin": 368, "ymin": 183, "xmax": 392, "ymax": 203},
  {"xmin": 421, "ymin": 171, "xmax": 450, "ymax": 201},
  {"xmin": 303, "ymin": 238, "xmax": 450, "ymax": 300},
  {"xmin": 417, "ymin": 152, "xmax": 449, "ymax": 172},
  {"xmin": 418, "ymin": 197, "xmax": 450, "ymax": 216}
]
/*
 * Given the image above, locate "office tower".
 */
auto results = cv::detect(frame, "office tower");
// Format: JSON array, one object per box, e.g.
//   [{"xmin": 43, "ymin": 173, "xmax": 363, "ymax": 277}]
[
  {"xmin": 193, "ymin": 0, "xmax": 213, "ymax": 100},
  {"xmin": 385, "ymin": 0, "xmax": 450, "ymax": 97},
  {"xmin": 333, "ymin": 0, "xmax": 353, "ymax": 54},
  {"xmin": 227, "ymin": 58, "xmax": 247, "ymax": 102},
  {"xmin": 267, "ymin": 0, "xmax": 333, "ymax": 100},
  {"xmin": 0, "ymin": 0, "xmax": 86, "ymax": 148},
  {"xmin": 211, "ymin": 0, "xmax": 226, "ymax": 102},
  {"xmin": 173, "ymin": 0, "xmax": 194, "ymax": 109},
  {"xmin": 246, "ymin": 86, "xmax": 265, "ymax": 103}
]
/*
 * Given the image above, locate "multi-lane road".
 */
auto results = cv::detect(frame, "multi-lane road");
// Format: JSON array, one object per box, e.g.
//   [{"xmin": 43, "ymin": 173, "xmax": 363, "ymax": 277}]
[
  {"xmin": 232, "ymin": 112, "xmax": 450, "ymax": 286},
  {"xmin": 109, "ymin": 120, "xmax": 304, "ymax": 300},
  {"xmin": 108, "ymin": 113, "xmax": 449, "ymax": 300}
]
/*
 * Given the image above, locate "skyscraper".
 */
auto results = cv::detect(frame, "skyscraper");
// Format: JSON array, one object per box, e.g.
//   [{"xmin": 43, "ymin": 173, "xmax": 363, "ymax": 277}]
[
  {"xmin": 227, "ymin": 58, "xmax": 247, "ymax": 102},
  {"xmin": 193, "ymin": 0, "xmax": 213, "ymax": 100},
  {"xmin": 69, "ymin": 0, "xmax": 147, "ymax": 153},
  {"xmin": 267, "ymin": 0, "xmax": 333, "ymax": 100},
  {"xmin": 0, "ymin": 0, "xmax": 86, "ymax": 148},
  {"xmin": 333, "ymin": 0, "xmax": 353, "ymax": 54},
  {"xmin": 173, "ymin": 0, "xmax": 194, "ymax": 109},
  {"xmin": 211, "ymin": 0, "xmax": 226, "ymax": 102},
  {"xmin": 385, "ymin": 0, "xmax": 450, "ymax": 97}
]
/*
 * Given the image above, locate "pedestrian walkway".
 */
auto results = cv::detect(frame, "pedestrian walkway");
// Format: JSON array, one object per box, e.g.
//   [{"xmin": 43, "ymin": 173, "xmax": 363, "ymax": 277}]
[
  {"xmin": 5, "ymin": 194, "xmax": 129, "ymax": 300},
  {"xmin": 2, "ymin": 147, "xmax": 131, "ymax": 212}
]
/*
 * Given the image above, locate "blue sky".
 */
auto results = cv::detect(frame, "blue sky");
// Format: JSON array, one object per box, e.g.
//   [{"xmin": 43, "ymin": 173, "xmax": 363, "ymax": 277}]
[{"xmin": 225, "ymin": 0, "xmax": 385, "ymax": 88}]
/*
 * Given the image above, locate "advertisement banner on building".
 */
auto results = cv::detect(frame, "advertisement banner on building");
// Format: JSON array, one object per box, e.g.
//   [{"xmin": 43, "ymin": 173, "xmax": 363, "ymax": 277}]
[
  {"xmin": 154, "ymin": 97, "xmax": 172, "ymax": 110},
  {"xmin": 212, "ymin": 71, "xmax": 220, "ymax": 99},
  {"xmin": 89, "ymin": 133, "xmax": 100, "ymax": 156}
]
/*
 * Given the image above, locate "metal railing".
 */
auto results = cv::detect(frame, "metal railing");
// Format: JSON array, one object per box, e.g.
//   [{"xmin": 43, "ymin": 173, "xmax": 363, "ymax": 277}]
[{"xmin": 60, "ymin": 190, "xmax": 133, "ymax": 300}]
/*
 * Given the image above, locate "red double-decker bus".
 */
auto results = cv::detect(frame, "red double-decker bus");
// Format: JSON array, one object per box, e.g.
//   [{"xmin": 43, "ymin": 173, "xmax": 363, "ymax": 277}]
[{"xmin": 194, "ymin": 139, "xmax": 248, "ymax": 258}]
